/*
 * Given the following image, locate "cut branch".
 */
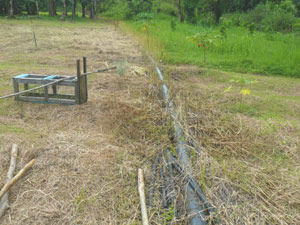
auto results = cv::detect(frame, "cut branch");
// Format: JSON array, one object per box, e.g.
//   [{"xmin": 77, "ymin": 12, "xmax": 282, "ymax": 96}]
[
  {"xmin": 0, "ymin": 159, "xmax": 35, "ymax": 201},
  {"xmin": 138, "ymin": 169, "xmax": 149, "ymax": 225},
  {"xmin": 0, "ymin": 144, "xmax": 18, "ymax": 218}
]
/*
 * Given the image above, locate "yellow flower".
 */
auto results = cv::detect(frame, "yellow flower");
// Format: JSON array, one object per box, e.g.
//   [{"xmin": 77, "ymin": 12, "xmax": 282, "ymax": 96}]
[
  {"xmin": 141, "ymin": 26, "xmax": 147, "ymax": 32},
  {"xmin": 240, "ymin": 88, "xmax": 251, "ymax": 96}
]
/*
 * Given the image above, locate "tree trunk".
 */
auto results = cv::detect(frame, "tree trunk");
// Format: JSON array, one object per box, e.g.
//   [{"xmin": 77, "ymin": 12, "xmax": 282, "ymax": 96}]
[
  {"xmin": 54, "ymin": 1, "xmax": 57, "ymax": 16},
  {"xmin": 8, "ymin": 0, "xmax": 14, "ymax": 18},
  {"xmin": 35, "ymin": 0, "xmax": 40, "ymax": 19},
  {"xmin": 72, "ymin": 0, "xmax": 76, "ymax": 20},
  {"xmin": 177, "ymin": 0, "xmax": 184, "ymax": 23},
  {"xmin": 89, "ymin": 0, "xmax": 93, "ymax": 19},
  {"xmin": 49, "ymin": 0, "xmax": 55, "ymax": 16},
  {"xmin": 93, "ymin": 0, "xmax": 97, "ymax": 18},
  {"xmin": 214, "ymin": 0, "xmax": 222, "ymax": 25},
  {"xmin": 82, "ymin": 3, "xmax": 86, "ymax": 18},
  {"xmin": 90, "ymin": 0, "xmax": 96, "ymax": 19},
  {"xmin": 26, "ymin": 4, "xmax": 30, "ymax": 15},
  {"xmin": 61, "ymin": 0, "xmax": 67, "ymax": 21}
]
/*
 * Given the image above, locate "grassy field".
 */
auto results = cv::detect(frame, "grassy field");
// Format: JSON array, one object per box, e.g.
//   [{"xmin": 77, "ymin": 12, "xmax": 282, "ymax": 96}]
[
  {"xmin": 119, "ymin": 15, "xmax": 300, "ymax": 223},
  {"xmin": 162, "ymin": 65, "xmax": 300, "ymax": 224},
  {"xmin": 123, "ymin": 14, "xmax": 300, "ymax": 77},
  {"xmin": 0, "ymin": 16, "xmax": 168, "ymax": 224},
  {"xmin": 0, "ymin": 15, "xmax": 300, "ymax": 224}
]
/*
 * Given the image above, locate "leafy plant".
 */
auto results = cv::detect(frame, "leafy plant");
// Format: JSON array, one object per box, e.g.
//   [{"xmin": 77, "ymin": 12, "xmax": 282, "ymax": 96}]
[
  {"xmin": 190, "ymin": 31, "xmax": 221, "ymax": 67},
  {"xmin": 162, "ymin": 204, "xmax": 176, "ymax": 224},
  {"xmin": 225, "ymin": 77, "xmax": 258, "ymax": 100}
]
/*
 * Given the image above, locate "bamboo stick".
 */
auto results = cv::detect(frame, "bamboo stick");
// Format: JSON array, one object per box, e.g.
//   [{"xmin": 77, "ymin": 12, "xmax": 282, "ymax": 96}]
[
  {"xmin": 0, "ymin": 144, "xmax": 18, "ymax": 218},
  {"xmin": 0, "ymin": 159, "xmax": 35, "ymax": 201},
  {"xmin": 138, "ymin": 169, "xmax": 149, "ymax": 225}
]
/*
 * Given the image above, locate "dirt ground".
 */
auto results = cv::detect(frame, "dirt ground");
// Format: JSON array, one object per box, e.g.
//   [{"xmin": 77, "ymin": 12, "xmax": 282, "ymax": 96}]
[{"xmin": 0, "ymin": 19, "xmax": 166, "ymax": 224}]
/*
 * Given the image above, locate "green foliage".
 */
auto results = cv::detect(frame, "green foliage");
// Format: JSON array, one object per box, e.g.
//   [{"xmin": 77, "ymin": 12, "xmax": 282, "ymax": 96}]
[
  {"xmin": 226, "ymin": 77, "xmax": 258, "ymax": 98},
  {"xmin": 241, "ymin": 3, "xmax": 298, "ymax": 33},
  {"xmin": 280, "ymin": 0, "xmax": 297, "ymax": 15},
  {"xmin": 183, "ymin": 0, "xmax": 199, "ymax": 24},
  {"xmin": 170, "ymin": 19, "xmax": 176, "ymax": 31},
  {"xmin": 126, "ymin": 15, "xmax": 300, "ymax": 77},
  {"xmin": 126, "ymin": 0, "xmax": 153, "ymax": 19},
  {"xmin": 191, "ymin": 31, "xmax": 221, "ymax": 66},
  {"xmin": 153, "ymin": 0, "xmax": 177, "ymax": 16}
]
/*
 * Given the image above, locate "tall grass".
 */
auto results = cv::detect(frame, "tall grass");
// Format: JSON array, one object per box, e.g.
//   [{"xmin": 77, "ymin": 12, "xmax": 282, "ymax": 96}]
[{"xmin": 125, "ymin": 15, "xmax": 300, "ymax": 77}]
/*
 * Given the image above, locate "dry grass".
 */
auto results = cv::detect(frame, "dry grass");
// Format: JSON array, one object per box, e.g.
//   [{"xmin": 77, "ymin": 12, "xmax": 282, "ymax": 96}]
[
  {"xmin": 163, "ymin": 65, "xmax": 300, "ymax": 224},
  {"xmin": 1, "ymin": 17, "xmax": 300, "ymax": 225},
  {"xmin": 0, "ymin": 18, "xmax": 168, "ymax": 224}
]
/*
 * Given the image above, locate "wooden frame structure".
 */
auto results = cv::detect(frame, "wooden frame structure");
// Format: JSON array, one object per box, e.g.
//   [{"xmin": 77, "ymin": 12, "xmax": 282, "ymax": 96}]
[{"xmin": 12, "ymin": 57, "xmax": 88, "ymax": 105}]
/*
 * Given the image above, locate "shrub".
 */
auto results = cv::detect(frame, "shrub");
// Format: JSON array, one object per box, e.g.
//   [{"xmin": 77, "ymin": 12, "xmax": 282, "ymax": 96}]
[
  {"xmin": 241, "ymin": 3, "xmax": 298, "ymax": 33},
  {"xmin": 197, "ymin": 13, "xmax": 216, "ymax": 27},
  {"xmin": 262, "ymin": 8, "xmax": 297, "ymax": 32},
  {"xmin": 153, "ymin": 0, "xmax": 177, "ymax": 17},
  {"xmin": 126, "ymin": 0, "xmax": 153, "ymax": 19},
  {"xmin": 280, "ymin": 0, "xmax": 297, "ymax": 15}
]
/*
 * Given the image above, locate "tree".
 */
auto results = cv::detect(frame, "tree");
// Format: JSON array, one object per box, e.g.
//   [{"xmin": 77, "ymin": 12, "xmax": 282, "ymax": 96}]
[
  {"xmin": 211, "ymin": 0, "xmax": 222, "ymax": 24},
  {"xmin": 183, "ymin": 0, "xmax": 198, "ymax": 24},
  {"xmin": 49, "ymin": 0, "xmax": 56, "ymax": 16},
  {"xmin": 90, "ymin": 0, "xmax": 97, "ymax": 19},
  {"xmin": 80, "ymin": 0, "xmax": 87, "ymax": 17},
  {"xmin": 72, "ymin": 0, "xmax": 76, "ymax": 20},
  {"xmin": 35, "ymin": 0, "xmax": 40, "ymax": 18},
  {"xmin": 8, "ymin": 0, "xmax": 14, "ymax": 18},
  {"xmin": 177, "ymin": 0, "xmax": 184, "ymax": 22},
  {"xmin": 61, "ymin": 0, "xmax": 67, "ymax": 20}
]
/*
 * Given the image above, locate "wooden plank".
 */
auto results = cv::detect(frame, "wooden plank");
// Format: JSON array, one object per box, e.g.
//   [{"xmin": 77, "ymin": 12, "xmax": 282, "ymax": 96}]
[
  {"xmin": 13, "ymin": 78, "xmax": 19, "ymax": 101},
  {"xmin": 17, "ymin": 78, "xmax": 76, "ymax": 86},
  {"xmin": 19, "ymin": 96, "xmax": 76, "ymax": 105}
]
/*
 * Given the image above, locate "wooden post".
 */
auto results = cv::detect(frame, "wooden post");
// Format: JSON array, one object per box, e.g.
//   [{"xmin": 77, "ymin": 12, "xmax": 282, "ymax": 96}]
[
  {"xmin": 24, "ymin": 83, "xmax": 29, "ymax": 90},
  {"xmin": 83, "ymin": 56, "xmax": 88, "ymax": 102},
  {"xmin": 75, "ymin": 59, "xmax": 81, "ymax": 104},
  {"xmin": 44, "ymin": 87, "xmax": 48, "ymax": 102},
  {"xmin": 52, "ymin": 85, "xmax": 57, "ymax": 95},
  {"xmin": 13, "ymin": 78, "xmax": 19, "ymax": 101}
]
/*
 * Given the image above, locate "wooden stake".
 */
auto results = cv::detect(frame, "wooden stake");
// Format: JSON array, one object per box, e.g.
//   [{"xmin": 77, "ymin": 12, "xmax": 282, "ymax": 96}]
[
  {"xmin": 33, "ymin": 31, "xmax": 37, "ymax": 48},
  {"xmin": 0, "ymin": 159, "xmax": 35, "ymax": 201},
  {"xmin": 83, "ymin": 56, "xmax": 88, "ymax": 102},
  {"xmin": 75, "ymin": 59, "xmax": 81, "ymax": 104},
  {"xmin": 138, "ymin": 169, "xmax": 149, "ymax": 225},
  {"xmin": 0, "ymin": 144, "xmax": 18, "ymax": 218}
]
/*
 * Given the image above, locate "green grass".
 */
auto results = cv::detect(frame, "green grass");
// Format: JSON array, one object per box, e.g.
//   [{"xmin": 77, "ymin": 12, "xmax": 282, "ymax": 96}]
[{"xmin": 123, "ymin": 14, "xmax": 300, "ymax": 77}]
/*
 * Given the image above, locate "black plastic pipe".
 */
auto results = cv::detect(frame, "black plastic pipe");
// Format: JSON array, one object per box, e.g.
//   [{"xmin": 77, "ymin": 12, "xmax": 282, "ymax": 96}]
[
  {"xmin": 148, "ymin": 150, "xmax": 161, "ymax": 207},
  {"xmin": 149, "ymin": 56, "xmax": 207, "ymax": 225}
]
